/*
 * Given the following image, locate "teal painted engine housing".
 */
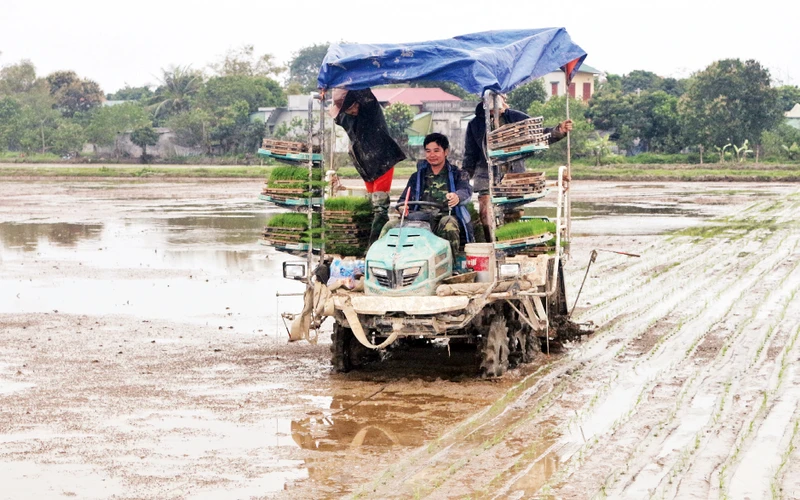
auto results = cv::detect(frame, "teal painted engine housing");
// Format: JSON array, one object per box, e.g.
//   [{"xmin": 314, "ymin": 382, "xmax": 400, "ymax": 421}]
[{"xmin": 364, "ymin": 227, "xmax": 453, "ymax": 296}]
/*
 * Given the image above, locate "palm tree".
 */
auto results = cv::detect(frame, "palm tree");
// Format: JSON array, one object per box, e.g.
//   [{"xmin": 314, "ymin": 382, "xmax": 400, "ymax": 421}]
[{"xmin": 149, "ymin": 66, "xmax": 203, "ymax": 120}]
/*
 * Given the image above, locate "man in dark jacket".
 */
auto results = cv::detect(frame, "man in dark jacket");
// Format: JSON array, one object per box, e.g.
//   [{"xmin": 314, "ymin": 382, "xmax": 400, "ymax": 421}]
[
  {"xmin": 463, "ymin": 95, "xmax": 572, "ymax": 240},
  {"xmin": 382, "ymin": 133, "xmax": 473, "ymax": 257},
  {"xmin": 330, "ymin": 88, "xmax": 406, "ymax": 244}
]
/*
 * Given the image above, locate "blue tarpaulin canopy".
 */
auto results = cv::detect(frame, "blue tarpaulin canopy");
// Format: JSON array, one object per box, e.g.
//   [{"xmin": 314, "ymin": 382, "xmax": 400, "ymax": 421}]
[{"xmin": 317, "ymin": 28, "xmax": 587, "ymax": 96}]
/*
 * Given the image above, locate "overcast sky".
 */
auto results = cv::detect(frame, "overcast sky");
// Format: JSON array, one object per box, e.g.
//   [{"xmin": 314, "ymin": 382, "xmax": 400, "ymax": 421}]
[{"xmin": 2, "ymin": 0, "xmax": 797, "ymax": 94}]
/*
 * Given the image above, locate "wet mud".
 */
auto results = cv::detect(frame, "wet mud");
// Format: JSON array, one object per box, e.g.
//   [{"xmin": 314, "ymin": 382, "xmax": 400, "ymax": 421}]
[{"xmin": 1, "ymin": 179, "xmax": 800, "ymax": 499}]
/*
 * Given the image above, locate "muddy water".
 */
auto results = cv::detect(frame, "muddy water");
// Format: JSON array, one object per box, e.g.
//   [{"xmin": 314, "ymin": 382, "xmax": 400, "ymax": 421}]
[
  {"xmin": 0, "ymin": 180, "xmax": 306, "ymax": 335},
  {"xmin": 1, "ymin": 179, "xmax": 798, "ymax": 499}
]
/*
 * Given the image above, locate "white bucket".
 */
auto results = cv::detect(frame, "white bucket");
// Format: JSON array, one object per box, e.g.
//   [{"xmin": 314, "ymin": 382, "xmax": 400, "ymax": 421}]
[{"xmin": 465, "ymin": 243, "xmax": 496, "ymax": 282}]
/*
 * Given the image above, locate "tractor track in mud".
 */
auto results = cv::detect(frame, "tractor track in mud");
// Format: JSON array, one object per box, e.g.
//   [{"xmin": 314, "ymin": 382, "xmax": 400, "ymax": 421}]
[{"xmin": 356, "ymin": 191, "xmax": 800, "ymax": 499}]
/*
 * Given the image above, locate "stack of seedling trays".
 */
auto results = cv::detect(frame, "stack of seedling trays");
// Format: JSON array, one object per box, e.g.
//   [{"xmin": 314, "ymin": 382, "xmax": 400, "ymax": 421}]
[
  {"xmin": 492, "ymin": 171, "xmax": 549, "ymax": 206},
  {"xmin": 262, "ymin": 213, "xmax": 322, "ymax": 255},
  {"xmin": 487, "ymin": 116, "xmax": 550, "ymax": 153},
  {"xmin": 323, "ymin": 197, "xmax": 372, "ymax": 257},
  {"xmin": 494, "ymin": 219, "xmax": 558, "ymax": 255},
  {"xmin": 260, "ymin": 166, "xmax": 325, "ymax": 208},
  {"xmin": 262, "ymin": 138, "xmax": 308, "ymax": 155},
  {"xmin": 258, "ymin": 138, "xmax": 323, "ymax": 164}
]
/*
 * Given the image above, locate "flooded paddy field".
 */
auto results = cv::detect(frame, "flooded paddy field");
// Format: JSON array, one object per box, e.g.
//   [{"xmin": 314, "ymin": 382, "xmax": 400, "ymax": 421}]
[{"xmin": 1, "ymin": 179, "xmax": 799, "ymax": 499}]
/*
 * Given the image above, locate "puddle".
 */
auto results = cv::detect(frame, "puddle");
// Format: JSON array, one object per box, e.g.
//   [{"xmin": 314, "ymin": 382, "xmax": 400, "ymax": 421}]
[
  {"xmin": 524, "ymin": 201, "xmax": 707, "ymax": 236},
  {"xmin": 291, "ymin": 390, "xmax": 464, "ymax": 452},
  {"xmin": 0, "ymin": 199, "xmax": 305, "ymax": 333}
]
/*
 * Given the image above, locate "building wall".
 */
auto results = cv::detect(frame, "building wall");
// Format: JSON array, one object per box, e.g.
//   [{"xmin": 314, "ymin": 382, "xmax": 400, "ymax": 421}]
[
  {"xmin": 422, "ymin": 100, "xmax": 479, "ymax": 161},
  {"xmin": 543, "ymin": 71, "xmax": 596, "ymax": 101}
]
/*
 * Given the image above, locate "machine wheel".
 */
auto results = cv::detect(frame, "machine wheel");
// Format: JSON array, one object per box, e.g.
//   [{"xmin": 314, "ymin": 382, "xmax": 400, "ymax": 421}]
[
  {"xmin": 331, "ymin": 323, "xmax": 353, "ymax": 373},
  {"xmin": 331, "ymin": 322, "xmax": 380, "ymax": 373},
  {"xmin": 480, "ymin": 315, "xmax": 510, "ymax": 378},
  {"xmin": 508, "ymin": 320, "xmax": 540, "ymax": 366}
]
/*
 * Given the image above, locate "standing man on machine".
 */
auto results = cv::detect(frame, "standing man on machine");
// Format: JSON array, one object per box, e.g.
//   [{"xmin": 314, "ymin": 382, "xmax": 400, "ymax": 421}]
[
  {"xmin": 329, "ymin": 88, "xmax": 406, "ymax": 245},
  {"xmin": 463, "ymin": 94, "xmax": 573, "ymax": 240}
]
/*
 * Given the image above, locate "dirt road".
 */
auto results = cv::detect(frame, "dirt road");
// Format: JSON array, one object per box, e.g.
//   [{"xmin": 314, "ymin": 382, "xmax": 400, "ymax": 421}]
[{"xmin": 1, "ymin": 179, "xmax": 799, "ymax": 499}]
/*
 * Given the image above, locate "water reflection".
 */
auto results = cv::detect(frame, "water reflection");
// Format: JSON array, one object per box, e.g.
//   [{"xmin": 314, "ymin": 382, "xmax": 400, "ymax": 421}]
[
  {"xmin": 291, "ymin": 391, "xmax": 460, "ymax": 453},
  {"xmin": 0, "ymin": 194, "xmax": 303, "ymax": 331},
  {"xmin": 0, "ymin": 222, "xmax": 104, "ymax": 251}
]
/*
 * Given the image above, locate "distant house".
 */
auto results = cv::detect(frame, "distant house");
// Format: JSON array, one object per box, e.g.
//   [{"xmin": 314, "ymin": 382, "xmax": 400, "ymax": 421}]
[
  {"xmin": 542, "ymin": 63, "xmax": 601, "ymax": 102},
  {"xmin": 371, "ymin": 88, "xmax": 462, "ymax": 113},
  {"xmin": 251, "ymin": 95, "xmax": 324, "ymax": 137},
  {"xmin": 786, "ymin": 103, "xmax": 800, "ymax": 130},
  {"xmin": 406, "ymin": 100, "xmax": 478, "ymax": 160}
]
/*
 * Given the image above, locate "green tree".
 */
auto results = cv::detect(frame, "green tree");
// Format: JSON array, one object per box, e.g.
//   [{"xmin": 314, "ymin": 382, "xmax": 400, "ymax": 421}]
[
  {"xmin": 85, "ymin": 102, "xmax": 151, "ymax": 156},
  {"xmin": 527, "ymin": 96, "xmax": 593, "ymax": 160},
  {"xmin": 0, "ymin": 60, "xmax": 38, "ymax": 94},
  {"xmin": 207, "ymin": 100, "xmax": 264, "ymax": 154},
  {"xmin": 107, "ymin": 85, "xmax": 153, "ymax": 101},
  {"xmin": 506, "ymin": 80, "xmax": 547, "ymax": 113},
  {"xmin": 761, "ymin": 123, "xmax": 800, "ymax": 160},
  {"xmin": 0, "ymin": 96, "xmax": 23, "ymax": 151},
  {"xmin": 165, "ymin": 108, "xmax": 213, "ymax": 153},
  {"xmin": 679, "ymin": 59, "xmax": 781, "ymax": 151},
  {"xmin": 50, "ymin": 122, "xmax": 86, "ymax": 156},
  {"xmin": 288, "ymin": 43, "xmax": 329, "ymax": 92},
  {"xmin": 622, "ymin": 70, "xmax": 662, "ymax": 94},
  {"xmin": 210, "ymin": 44, "xmax": 284, "ymax": 78},
  {"xmin": 637, "ymin": 91, "xmax": 682, "ymax": 152},
  {"xmin": 383, "ymin": 102, "xmax": 414, "ymax": 151},
  {"xmin": 130, "ymin": 125, "xmax": 159, "ymax": 159},
  {"xmin": 0, "ymin": 60, "xmax": 37, "ymax": 95},
  {"xmin": 587, "ymin": 132, "xmax": 614, "ymax": 165},
  {"xmin": 596, "ymin": 73, "xmax": 623, "ymax": 94},
  {"xmin": 46, "ymin": 70, "xmax": 105, "ymax": 117},
  {"xmin": 198, "ymin": 75, "xmax": 285, "ymax": 112},
  {"xmin": 149, "ymin": 66, "xmax": 203, "ymax": 120},
  {"xmin": 661, "ymin": 77, "xmax": 686, "ymax": 97},
  {"xmin": 16, "ymin": 86, "xmax": 60, "ymax": 153},
  {"xmin": 776, "ymin": 85, "xmax": 800, "ymax": 112}
]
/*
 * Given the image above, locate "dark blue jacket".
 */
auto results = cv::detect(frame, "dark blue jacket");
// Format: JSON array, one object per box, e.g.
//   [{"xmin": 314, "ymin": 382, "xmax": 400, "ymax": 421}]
[
  {"xmin": 398, "ymin": 159, "xmax": 474, "ymax": 243},
  {"xmin": 463, "ymin": 103, "xmax": 565, "ymax": 177}
]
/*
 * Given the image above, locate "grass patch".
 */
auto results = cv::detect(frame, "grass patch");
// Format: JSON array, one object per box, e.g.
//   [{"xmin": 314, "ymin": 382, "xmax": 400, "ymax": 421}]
[{"xmin": 495, "ymin": 219, "xmax": 556, "ymax": 241}]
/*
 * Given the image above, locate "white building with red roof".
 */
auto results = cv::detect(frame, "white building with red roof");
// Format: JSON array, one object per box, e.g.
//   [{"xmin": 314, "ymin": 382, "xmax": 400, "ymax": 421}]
[{"xmin": 371, "ymin": 88, "xmax": 462, "ymax": 113}]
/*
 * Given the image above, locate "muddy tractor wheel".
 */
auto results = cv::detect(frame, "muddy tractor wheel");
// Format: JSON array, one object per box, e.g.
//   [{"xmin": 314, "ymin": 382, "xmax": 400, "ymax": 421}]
[
  {"xmin": 480, "ymin": 315, "xmax": 510, "ymax": 378},
  {"xmin": 507, "ymin": 307, "xmax": 540, "ymax": 367},
  {"xmin": 331, "ymin": 323, "xmax": 354, "ymax": 373},
  {"xmin": 331, "ymin": 322, "xmax": 380, "ymax": 373}
]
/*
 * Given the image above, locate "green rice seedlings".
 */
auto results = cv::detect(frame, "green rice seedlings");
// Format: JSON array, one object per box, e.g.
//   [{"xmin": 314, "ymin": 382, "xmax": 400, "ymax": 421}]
[{"xmin": 495, "ymin": 219, "xmax": 557, "ymax": 242}]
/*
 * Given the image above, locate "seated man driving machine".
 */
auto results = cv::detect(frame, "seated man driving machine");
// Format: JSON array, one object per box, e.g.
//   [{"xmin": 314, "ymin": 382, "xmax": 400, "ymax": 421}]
[{"xmin": 381, "ymin": 133, "xmax": 474, "ymax": 257}]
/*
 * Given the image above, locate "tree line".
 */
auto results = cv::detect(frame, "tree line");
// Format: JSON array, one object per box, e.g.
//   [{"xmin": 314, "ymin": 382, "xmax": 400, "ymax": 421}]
[
  {"xmin": 518, "ymin": 62, "xmax": 800, "ymax": 164},
  {"xmin": 1, "ymin": 43, "xmax": 798, "ymax": 163},
  {"xmin": 0, "ymin": 44, "xmax": 326, "ymax": 159}
]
